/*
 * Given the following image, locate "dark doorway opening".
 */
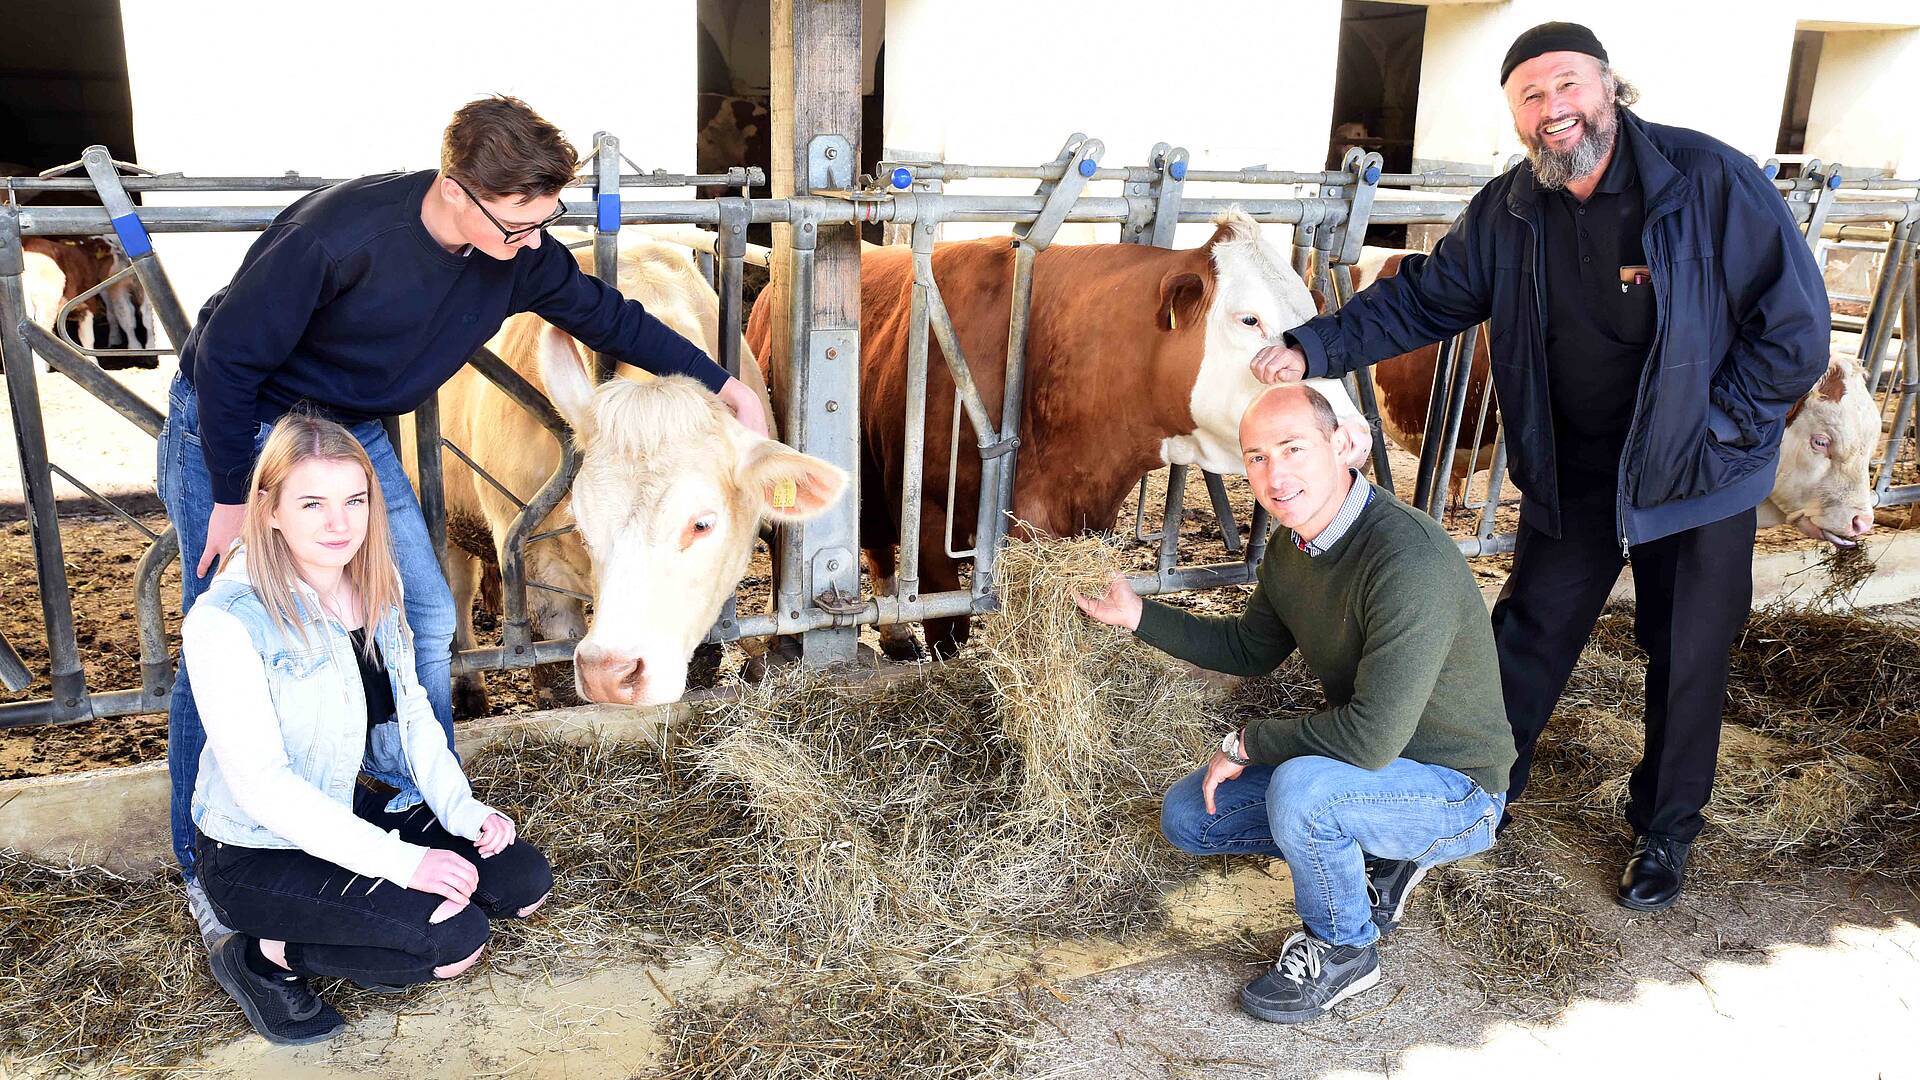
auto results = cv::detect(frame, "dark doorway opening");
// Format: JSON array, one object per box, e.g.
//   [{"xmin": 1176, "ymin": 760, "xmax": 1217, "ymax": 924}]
[{"xmin": 1328, "ymin": 0, "xmax": 1426, "ymax": 248}]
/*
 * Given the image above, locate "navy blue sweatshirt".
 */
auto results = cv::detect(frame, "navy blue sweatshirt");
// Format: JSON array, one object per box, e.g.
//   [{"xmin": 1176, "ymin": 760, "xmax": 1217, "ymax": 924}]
[{"xmin": 179, "ymin": 170, "xmax": 731, "ymax": 504}]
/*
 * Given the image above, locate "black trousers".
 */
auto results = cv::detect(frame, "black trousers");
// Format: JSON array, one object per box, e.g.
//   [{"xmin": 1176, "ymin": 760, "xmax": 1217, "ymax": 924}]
[
  {"xmin": 197, "ymin": 786, "xmax": 553, "ymax": 986},
  {"xmin": 1492, "ymin": 492, "xmax": 1755, "ymax": 843}
]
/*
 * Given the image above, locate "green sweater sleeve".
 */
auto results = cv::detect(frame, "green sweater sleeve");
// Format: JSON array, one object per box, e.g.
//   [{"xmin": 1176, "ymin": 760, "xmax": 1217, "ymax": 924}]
[
  {"xmin": 1133, "ymin": 581, "xmax": 1298, "ymax": 676},
  {"xmin": 1243, "ymin": 556, "xmax": 1459, "ymax": 768}
]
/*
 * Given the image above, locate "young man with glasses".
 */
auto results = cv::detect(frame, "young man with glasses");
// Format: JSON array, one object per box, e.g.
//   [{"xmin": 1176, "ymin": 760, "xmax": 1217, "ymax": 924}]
[{"xmin": 157, "ymin": 95, "xmax": 768, "ymax": 927}]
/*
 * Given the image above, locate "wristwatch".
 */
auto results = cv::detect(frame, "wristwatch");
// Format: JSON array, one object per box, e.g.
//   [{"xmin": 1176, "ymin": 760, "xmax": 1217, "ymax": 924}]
[{"xmin": 1219, "ymin": 728, "xmax": 1251, "ymax": 766}]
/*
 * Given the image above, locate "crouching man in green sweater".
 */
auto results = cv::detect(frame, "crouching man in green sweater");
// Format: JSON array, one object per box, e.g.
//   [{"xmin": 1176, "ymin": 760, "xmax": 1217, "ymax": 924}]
[{"xmin": 1077, "ymin": 384, "xmax": 1517, "ymax": 1024}]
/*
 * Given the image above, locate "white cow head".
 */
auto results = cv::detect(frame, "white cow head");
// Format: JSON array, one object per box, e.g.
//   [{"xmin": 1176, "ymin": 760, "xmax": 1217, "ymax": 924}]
[
  {"xmin": 1159, "ymin": 210, "xmax": 1372, "ymax": 475},
  {"xmin": 537, "ymin": 325, "xmax": 848, "ymax": 705},
  {"xmin": 1764, "ymin": 356, "xmax": 1879, "ymax": 547}
]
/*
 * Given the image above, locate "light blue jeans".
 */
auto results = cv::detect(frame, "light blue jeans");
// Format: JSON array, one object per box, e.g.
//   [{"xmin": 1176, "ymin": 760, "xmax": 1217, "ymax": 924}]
[
  {"xmin": 157, "ymin": 372, "xmax": 457, "ymax": 879},
  {"xmin": 1161, "ymin": 755, "xmax": 1505, "ymax": 947}
]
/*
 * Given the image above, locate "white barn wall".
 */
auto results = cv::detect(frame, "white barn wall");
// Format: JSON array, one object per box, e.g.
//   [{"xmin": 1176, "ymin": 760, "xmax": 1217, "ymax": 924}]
[
  {"xmin": 883, "ymin": 0, "xmax": 1342, "ymax": 248},
  {"xmin": 1803, "ymin": 26, "xmax": 1920, "ymax": 178},
  {"xmin": 117, "ymin": 0, "xmax": 698, "ymax": 321}
]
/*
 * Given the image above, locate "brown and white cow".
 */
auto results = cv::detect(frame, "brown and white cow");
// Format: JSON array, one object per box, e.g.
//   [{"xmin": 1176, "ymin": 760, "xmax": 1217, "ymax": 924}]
[
  {"xmin": 1761, "ymin": 355, "xmax": 1878, "ymax": 546},
  {"xmin": 748, "ymin": 210, "xmax": 1371, "ymax": 658},
  {"xmin": 19, "ymin": 236, "xmax": 157, "ymax": 358},
  {"xmin": 407, "ymin": 240, "xmax": 842, "ymax": 709},
  {"xmin": 1350, "ymin": 249, "xmax": 1878, "ymax": 547}
]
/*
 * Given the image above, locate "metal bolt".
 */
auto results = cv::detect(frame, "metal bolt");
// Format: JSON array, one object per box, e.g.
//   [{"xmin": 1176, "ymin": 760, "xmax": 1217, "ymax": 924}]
[
  {"xmin": 825, "ymin": 347, "xmax": 838, "ymax": 360},
  {"xmin": 825, "ymin": 400, "xmax": 839, "ymax": 412},
  {"xmin": 789, "ymin": 610, "xmax": 801, "ymax": 619},
  {"xmin": 824, "ymin": 146, "xmax": 838, "ymax": 160},
  {"xmin": 827, "ymin": 560, "xmax": 841, "ymax": 572}
]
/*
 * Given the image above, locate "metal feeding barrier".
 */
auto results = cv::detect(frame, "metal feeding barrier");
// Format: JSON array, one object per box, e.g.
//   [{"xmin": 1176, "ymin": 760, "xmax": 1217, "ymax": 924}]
[{"xmin": 3, "ymin": 137, "xmax": 1917, "ymax": 729}]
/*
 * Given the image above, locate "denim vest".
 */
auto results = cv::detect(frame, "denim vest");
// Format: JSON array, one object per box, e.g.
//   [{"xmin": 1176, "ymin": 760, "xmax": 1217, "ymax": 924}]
[{"xmin": 189, "ymin": 556, "xmax": 437, "ymax": 849}]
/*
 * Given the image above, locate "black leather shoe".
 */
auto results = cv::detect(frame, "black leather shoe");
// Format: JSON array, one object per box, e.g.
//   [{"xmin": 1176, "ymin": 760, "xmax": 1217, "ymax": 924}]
[{"xmin": 1617, "ymin": 834, "xmax": 1691, "ymax": 912}]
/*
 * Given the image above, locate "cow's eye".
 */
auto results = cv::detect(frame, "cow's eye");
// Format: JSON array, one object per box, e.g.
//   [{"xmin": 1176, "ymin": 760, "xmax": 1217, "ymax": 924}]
[
  {"xmin": 1811, "ymin": 433, "xmax": 1832, "ymax": 452},
  {"xmin": 1239, "ymin": 314, "xmax": 1261, "ymax": 327},
  {"xmin": 692, "ymin": 514, "xmax": 716, "ymax": 534}
]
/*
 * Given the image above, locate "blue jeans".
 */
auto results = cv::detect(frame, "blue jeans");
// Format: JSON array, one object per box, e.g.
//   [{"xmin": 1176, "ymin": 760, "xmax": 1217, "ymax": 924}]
[
  {"xmin": 157, "ymin": 372, "xmax": 457, "ymax": 879},
  {"xmin": 1161, "ymin": 755, "xmax": 1505, "ymax": 947}
]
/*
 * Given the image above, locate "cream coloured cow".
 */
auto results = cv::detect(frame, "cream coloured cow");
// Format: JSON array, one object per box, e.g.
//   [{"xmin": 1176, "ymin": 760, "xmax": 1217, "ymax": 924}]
[
  {"xmin": 1762, "ymin": 355, "xmax": 1879, "ymax": 547},
  {"xmin": 408, "ymin": 240, "xmax": 843, "ymax": 709}
]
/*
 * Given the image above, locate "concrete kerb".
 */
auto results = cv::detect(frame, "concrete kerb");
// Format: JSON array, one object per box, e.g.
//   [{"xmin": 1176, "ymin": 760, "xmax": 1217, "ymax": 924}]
[{"xmin": 3, "ymin": 533, "xmax": 1916, "ymax": 872}]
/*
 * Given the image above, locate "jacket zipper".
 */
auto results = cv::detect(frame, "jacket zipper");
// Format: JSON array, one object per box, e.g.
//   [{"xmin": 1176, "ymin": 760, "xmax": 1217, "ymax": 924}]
[{"xmin": 1616, "ymin": 193, "xmax": 1683, "ymax": 557}]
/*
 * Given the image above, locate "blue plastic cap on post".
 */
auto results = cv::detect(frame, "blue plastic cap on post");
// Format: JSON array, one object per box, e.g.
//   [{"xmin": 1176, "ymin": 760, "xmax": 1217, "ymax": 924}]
[
  {"xmin": 1363, "ymin": 164, "xmax": 1381, "ymax": 184},
  {"xmin": 595, "ymin": 192, "xmax": 620, "ymax": 232},
  {"xmin": 109, "ymin": 213, "xmax": 153, "ymax": 258},
  {"xmin": 1078, "ymin": 158, "xmax": 1097, "ymax": 178},
  {"xmin": 1169, "ymin": 160, "xmax": 1187, "ymax": 181},
  {"xmin": 1763, "ymin": 161, "xmax": 1780, "ymax": 180},
  {"xmin": 891, "ymin": 167, "xmax": 912, "ymax": 190},
  {"xmin": 1828, "ymin": 172, "xmax": 1844, "ymax": 190}
]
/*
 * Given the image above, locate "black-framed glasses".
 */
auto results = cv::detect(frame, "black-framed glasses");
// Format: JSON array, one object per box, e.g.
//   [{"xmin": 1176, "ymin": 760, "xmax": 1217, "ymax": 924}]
[{"xmin": 452, "ymin": 176, "xmax": 566, "ymax": 243}]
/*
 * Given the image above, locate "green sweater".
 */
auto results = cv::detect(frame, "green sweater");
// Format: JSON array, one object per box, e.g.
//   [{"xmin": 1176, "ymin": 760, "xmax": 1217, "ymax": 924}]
[{"xmin": 1135, "ymin": 484, "xmax": 1516, "ymax": 794}]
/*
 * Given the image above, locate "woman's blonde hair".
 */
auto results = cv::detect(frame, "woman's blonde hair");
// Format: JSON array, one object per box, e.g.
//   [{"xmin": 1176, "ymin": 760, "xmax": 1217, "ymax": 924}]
[{"xmin": 238, "ymin": 413, "xmax": 403, "ymax": 658}]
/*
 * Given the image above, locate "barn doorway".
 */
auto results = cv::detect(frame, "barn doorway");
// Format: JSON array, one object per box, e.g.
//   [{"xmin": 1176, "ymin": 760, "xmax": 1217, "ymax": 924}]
[
  {"xmin": 696, "ymin": 0, "xmax": 885, "ymax": 250},
  {"xmin": 0, "ymin": 0, "xmax": 138, "ymax": 191},
  {"xmin": 1328, "ymin": 0, "xmax": 1426, "ymax": 247},
  {"xmin": 1776, "ymin": 28, "xmax": 1823, "ymax": 163}
]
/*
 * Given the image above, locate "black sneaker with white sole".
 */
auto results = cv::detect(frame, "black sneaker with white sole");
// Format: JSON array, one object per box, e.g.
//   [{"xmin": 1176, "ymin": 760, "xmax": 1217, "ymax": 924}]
[
  {"xmin": 207, "ymin": 933, "xmax": 346, "ymax": 1046},
  {"xmin": 1239, "ymin": 929, "xmax": 1381, "ymax": 1024},
  {"xmin": 1365, "ymin": 857, "xmax": 1429, "ymax": 936}
]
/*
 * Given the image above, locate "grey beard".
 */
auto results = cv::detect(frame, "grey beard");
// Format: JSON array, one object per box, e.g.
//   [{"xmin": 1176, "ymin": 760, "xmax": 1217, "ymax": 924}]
[{"xmin": 1529, "ymin": 119, "xmax": 1615, "ymax": 190}]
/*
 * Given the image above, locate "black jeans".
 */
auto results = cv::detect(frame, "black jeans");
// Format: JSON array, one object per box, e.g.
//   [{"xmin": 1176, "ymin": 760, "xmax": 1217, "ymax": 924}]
[
  {"xmin": 196, "ymin": 786, "xmax": 553, "ymax": 986},
  {"xmin": 1492, "ymin": 491, "xmax": 1755, "ymax": 842}
]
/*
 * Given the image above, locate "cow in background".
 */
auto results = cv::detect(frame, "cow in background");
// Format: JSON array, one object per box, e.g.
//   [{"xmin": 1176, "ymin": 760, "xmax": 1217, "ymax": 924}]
[
  {"xmin": 406, "ymin": 239, "xmax": 829, "ymax": 711},
  {"xmin": 749, "ymin": 210, "xmax": 1372, "ymax": 660},
  {"xmin": 1762, "ymin": 355, "xmax": 1878, "ymax": 547},
  {"xmin": 19, "ymin": 236, "xmax": 158, "ymax": 365}
]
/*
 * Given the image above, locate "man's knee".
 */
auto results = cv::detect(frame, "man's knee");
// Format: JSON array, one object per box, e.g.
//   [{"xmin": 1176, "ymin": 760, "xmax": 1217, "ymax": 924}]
[
  {"xmin": 1159, "ymin": 770, "xmax": 1215, "ymax": 855},
  {"xmin": 1266, "ymin": 756, "xmax": 1352, "ymax": 845}
]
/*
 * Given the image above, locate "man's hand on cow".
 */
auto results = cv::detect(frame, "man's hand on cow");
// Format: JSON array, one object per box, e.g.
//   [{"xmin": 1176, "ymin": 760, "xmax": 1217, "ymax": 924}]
[
  {"xmin": 718, "ymin": 377, "xmax": 770, "ymax": 439},
  {"xmin": 1250, "ymin": 344, "xmax": 1308, "ymax": 385},
  {"xmin": 198, "ymin": 502, "xmax": 247, "ymax": 578},
  {"xmin": 1074, "ymin": 570, "xmax": 1145, "ymax": 631},
  {"xmin": 1200, "ymin": 750, "xmax": 1246, "ymax": 815}
]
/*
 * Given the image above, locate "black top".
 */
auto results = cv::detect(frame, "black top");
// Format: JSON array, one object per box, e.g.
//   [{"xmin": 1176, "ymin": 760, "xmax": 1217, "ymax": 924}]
[
  {"xmin": 348, "ymin": 627, "xmax": 396, "ymax": 752},
  {"xmin": 1539, "ymin": 132, "xmax": 1656, "ymax": 488},
  {"xmin": 180, "ymin": 170, "xmax": 732, "ymax": 504}
]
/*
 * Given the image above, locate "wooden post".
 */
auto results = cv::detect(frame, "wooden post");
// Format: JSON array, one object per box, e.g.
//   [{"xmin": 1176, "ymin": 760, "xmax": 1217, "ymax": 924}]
[{"xmin": 770, "ymin": 0, "xmax": 863, "ymax": 664}]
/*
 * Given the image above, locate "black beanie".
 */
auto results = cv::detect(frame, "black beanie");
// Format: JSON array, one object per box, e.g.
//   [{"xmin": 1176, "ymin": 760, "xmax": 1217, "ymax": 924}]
[{"xmin": 1500, "ymin": 22, "xmax": 1608, "ymax": 85}]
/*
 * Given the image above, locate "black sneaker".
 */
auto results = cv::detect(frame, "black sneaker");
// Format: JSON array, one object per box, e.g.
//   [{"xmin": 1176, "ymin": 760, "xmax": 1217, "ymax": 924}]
[
  {"xmin": 1365, "ymin": 857, "xmax": 1428, "ymax": 936},
  {"xmin": 1239, "ymin": 929, "xmax": 1381, "ymax": 1024},
  {"xmin": 207, "ymin": 934, "xmax": 346, "ymax": 1046}
]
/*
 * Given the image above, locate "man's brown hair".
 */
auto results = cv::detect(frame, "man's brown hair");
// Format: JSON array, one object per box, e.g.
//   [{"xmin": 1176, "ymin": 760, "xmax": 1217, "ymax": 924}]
[{"xmin": 440, "ymin": 95, "xmax": 578, "ymax": 199}]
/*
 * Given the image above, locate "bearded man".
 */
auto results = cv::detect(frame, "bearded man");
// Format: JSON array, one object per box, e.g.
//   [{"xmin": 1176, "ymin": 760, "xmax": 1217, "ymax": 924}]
[{"xmin": 1247, "ymin": 22, "xmax": 1829, "ymax": 911}]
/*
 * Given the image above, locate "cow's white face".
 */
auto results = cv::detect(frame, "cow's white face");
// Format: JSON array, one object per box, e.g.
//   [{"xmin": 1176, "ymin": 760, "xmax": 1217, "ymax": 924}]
[
  {"xmin": 1162, "ymin": 211, "xmax": 1371, "ymax": 475},
  {"xmin": 536, "ymin": 327, "xmax": 847, "ymax": 705},
  {"xmin": 1765, "ymin": 357, "xmax": 1879, "ymax": 547}
]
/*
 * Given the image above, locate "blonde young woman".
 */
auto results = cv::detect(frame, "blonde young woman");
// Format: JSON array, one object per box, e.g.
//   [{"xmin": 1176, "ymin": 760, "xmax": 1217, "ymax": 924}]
[{"xmin": 183, "ymin": 414, "xmax": 551, "ymax": 1045}]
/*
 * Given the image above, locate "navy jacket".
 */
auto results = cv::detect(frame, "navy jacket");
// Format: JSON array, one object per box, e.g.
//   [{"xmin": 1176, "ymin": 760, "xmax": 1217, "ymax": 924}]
[
  {"xmin": 1290, "ymin": 110, "xmax": 1830, "ymax": 546},
  {"xmin": 180, "ymin": 170, "xmax": 731, "ymax": 504}
]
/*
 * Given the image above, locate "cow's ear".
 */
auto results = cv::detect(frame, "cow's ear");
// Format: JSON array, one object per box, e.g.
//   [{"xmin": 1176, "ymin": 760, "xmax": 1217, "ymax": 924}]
[
  {"xmin": 740, "ymin": 440, "xmax": 849, "ymax": 523},
  {"xmin": 1817, "ymin": 358, "xmax": 1850, "ymax": 403},
  {"xmin": 1157, "ymin": 270, "xmax": 1211, "ymax": 333},
  {"xmin": 536, "ymin": 323, "xmax": 597, "ymax": 438}
]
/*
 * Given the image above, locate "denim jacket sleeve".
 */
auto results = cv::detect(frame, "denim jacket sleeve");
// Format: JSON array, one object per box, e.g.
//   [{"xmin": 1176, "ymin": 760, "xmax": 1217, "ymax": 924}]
[
  {"xmin": 1288, "ymin": 196, "xmax": 1498, "ymax": 381},
  {"xmin": 391, "ymin": 669, "xmax": 495, "ymax": 841},
  {"xmin": 1708, "ymin": 157, "xmax": 1832, "ymax": 447},
  {"xmin": 183, "ymin": 603, "xmax": 429, "ymax": 886}
]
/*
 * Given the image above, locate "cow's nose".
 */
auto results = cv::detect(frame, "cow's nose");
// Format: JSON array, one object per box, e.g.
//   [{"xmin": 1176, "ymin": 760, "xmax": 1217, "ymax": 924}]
[
  {"xmin": 575, "ymin": 645, "xmax": 646, "ymax": 703},
  {"xmin": 1849, "ymin": 512, "xmax": 1875, "ymax": 538}
]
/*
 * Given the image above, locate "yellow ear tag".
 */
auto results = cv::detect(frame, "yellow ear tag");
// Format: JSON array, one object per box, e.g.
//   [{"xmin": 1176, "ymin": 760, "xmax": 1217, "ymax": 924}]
[{"xmin": 771, "ymin": 477, "xmax": 798, "ymax": 510}]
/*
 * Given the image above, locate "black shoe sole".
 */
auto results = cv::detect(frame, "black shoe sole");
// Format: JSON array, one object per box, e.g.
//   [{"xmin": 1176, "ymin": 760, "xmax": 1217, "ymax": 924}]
[
  {"xmin": 208, "ymin": 935, "xmax": 346, "ymax": 1046},
  {"xmin": 1616, "ymin": 890, "xmax": 1681, "ymax": 913}
]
